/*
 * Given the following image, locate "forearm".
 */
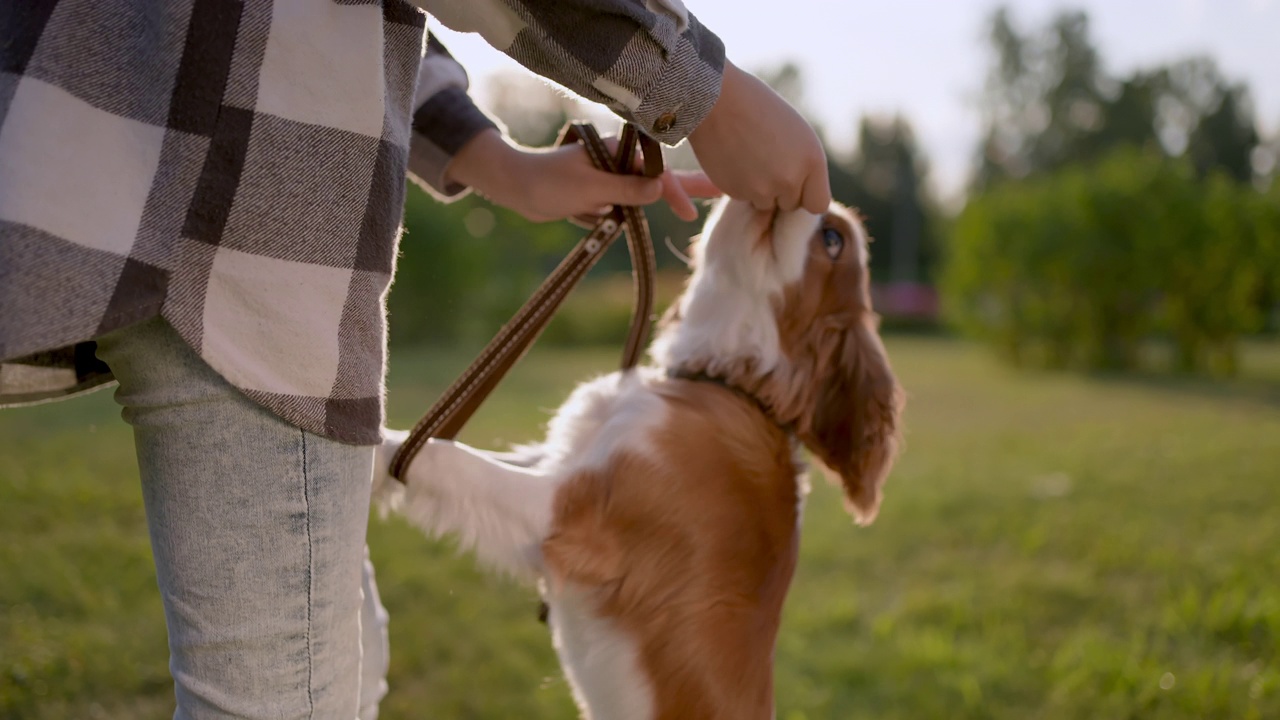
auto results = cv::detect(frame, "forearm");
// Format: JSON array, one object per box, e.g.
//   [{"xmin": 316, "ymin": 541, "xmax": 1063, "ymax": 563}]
[
  {"xmin": 415, "ymin": 0, "xmax": 725, "ymax": 144},
  {"xmin": 439, "ymin": 128, "xmax": 519, "ymax": 199},
  {"xmin": 406, "ymin": 36, "xmax": 500, "ymax": 198}
]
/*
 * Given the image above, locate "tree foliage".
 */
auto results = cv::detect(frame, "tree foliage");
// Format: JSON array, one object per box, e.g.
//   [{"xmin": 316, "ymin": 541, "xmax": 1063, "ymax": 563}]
[
  {"xmin": 975, "ymin": 9, "xmax": 1265, "ymax": 189},
  {"xmin": 952, "ymin": 6, "xmax": 1276, "ymax": 376},
  {"xmin": 833, "ymin": 116, "xmax": 938, "ymax": 282},
  {"xmin": 945, "ymin": 149, "xmax": 1278, "ymax": 375}
]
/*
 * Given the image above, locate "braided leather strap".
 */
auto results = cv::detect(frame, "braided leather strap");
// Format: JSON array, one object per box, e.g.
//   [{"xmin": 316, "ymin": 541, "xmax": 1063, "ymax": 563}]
[{"xmin": 388, "ymin": 122, "xmax": 662, "ymax": 481}]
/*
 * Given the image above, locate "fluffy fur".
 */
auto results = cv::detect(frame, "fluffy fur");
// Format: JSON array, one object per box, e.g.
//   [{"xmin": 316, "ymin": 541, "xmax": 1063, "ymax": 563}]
[{"xmin": 376, "ymin": 197, "xmax": 904, "ymax": 719}]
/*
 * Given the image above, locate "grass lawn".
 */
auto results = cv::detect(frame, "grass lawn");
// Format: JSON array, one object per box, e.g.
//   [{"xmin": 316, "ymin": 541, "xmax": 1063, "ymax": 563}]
[{"xmin": 2, "ymin": 337, "xmax": 1278, "ymax": 719}]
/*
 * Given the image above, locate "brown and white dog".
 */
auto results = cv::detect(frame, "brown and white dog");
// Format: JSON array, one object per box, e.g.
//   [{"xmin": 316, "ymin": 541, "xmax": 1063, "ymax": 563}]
[{"xmin": 374, "ymin": 197, "xmax": 904, "ymax": 719}]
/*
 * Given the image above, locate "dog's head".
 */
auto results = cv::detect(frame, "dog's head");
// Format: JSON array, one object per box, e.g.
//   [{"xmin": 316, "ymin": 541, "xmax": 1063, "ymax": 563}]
[{"xmin": 652, "ymin": 198, "xmax": 904, "ymax": 524}]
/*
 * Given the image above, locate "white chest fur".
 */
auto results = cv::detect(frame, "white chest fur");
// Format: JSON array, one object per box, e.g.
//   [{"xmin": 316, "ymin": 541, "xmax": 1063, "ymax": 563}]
[
  {"xmin": 534, "ymin": 369, "xmax": 668, "ymax": 476},
  {"xmin": 545, "ymin": 582, "xmax": 656, "ymax": 720}
]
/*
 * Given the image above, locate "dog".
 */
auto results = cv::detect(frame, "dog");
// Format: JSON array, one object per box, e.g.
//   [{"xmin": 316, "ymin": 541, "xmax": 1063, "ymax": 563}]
[{"xmin": 374, "ymin": 197, "xmax": 904, "ymax": 719}]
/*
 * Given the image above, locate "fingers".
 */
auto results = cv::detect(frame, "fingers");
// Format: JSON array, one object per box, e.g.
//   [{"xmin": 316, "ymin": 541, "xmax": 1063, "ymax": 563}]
[
  {"xmin": 592, "ymin": 136, "xmax": 726, "ymax": 221},
  {"xmin": 592, "ymin": 173, "xmax": 663, "ymax": 209},
  {"xmin": 684, "ymin": 62, "xmax": 835, "ymax": 216},
  {"xmin": 583, "ymin": 170, "xmax": 718, "ymax": 222},
  {"xmin": 652, "ymin": 170, "xmax": 723, "ymax": 222},
  {"xmin": 800, "ymin": 165, "xmax": 833, "ymax": 215},
  {"xmin": 672, "ymin": 171, "xmax": 722, "ymax": 199},
  {"xmin": 600, "ymin": 136, "xmax": 645, "ymax": 175},
  {"xmin": 777, "ymin": 184, "xmax": 802, "ymax": 212},
  {"xmin": 762, "ymin": 165, "xmax": 831, "ymax": 214},
  {"xmin": 661, "ymin": 171, "xmax": 698, "ymax": 221},
  {"xmin": 551, "ymin": 137, "xmax": 731, "ymax": 221}
]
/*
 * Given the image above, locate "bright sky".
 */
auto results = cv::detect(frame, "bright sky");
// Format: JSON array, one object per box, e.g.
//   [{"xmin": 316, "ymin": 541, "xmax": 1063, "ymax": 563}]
[{"xmin": 431, "ymin": 0, "xmax": 1280, "ymax": 201}]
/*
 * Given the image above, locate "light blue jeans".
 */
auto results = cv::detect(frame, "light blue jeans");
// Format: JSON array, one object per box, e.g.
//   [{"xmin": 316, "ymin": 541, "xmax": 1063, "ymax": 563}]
[{"xmin": 95, "ymin": 317, "xmax": 389, "ymax": 720}]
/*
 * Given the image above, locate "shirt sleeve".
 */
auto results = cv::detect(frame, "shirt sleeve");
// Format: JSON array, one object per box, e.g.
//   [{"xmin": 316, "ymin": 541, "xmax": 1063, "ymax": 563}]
[
  {"xmin": 416, "ymin": 0, "xmax": 725, "ymax": 145},
  {"xmin": 407, "ymin": 35, "xmax": 501, "ymax": 199}
]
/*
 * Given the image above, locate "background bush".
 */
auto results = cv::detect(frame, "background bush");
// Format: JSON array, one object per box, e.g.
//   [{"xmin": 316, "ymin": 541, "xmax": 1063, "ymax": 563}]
[{"xmin": 944, "ymin": 150, "xmax": 1278, "ymax": 375}]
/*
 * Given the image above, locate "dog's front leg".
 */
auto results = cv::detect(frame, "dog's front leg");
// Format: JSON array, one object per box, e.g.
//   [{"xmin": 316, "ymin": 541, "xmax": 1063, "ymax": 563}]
[{"xmin": 376, "ymin": 431, "xmax": 557, "ymax": 580}]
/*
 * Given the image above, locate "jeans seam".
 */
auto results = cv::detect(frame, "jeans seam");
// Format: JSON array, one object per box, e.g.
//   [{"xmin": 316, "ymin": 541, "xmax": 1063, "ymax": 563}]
[{"xmin": 302, "ymin": 430, "xmax": 316, "ymax": 718}]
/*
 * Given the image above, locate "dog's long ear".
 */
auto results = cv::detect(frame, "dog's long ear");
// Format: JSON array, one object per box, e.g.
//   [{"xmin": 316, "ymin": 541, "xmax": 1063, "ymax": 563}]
[{"xmin": 798, "ymin": 316, "xmax": 903, "ymax": 525}]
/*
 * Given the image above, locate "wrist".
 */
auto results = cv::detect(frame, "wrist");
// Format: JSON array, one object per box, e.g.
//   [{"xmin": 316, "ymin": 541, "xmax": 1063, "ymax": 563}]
[
  {"xmin": 689, "ymin": 60, "xmax": 743, "ymax": 145},
  {"xmin": 443, "ymin": 129, "xmax": 512, "ymax": 194}
]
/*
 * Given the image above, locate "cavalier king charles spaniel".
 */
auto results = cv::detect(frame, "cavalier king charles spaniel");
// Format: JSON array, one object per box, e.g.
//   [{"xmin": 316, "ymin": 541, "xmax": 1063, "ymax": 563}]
[{"xmin": 376, "ymin": 197, "xmax": 904, "ymax": 719}]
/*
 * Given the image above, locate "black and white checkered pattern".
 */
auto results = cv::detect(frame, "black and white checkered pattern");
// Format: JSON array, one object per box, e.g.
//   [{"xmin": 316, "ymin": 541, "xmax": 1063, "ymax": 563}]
[
  {"xmin": 431, "ymin": 0, "xmax": 725, "ymax": 142},
  {"xmin": 0, "ymin": 0, "xmax": 724, "ymax": 445}
]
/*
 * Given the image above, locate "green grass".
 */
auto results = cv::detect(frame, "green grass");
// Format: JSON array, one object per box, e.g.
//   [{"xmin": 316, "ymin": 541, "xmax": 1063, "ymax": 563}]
[{"xmin": 3, "ymin": 338, "xmax": 1279, "ymax": 719}]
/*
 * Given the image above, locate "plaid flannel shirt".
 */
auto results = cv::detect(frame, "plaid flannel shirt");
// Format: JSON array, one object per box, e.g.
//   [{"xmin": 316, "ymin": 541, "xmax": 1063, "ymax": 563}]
[{"xmin": 0, "ymin": 0, "xmax": 724, "ymax": 444}]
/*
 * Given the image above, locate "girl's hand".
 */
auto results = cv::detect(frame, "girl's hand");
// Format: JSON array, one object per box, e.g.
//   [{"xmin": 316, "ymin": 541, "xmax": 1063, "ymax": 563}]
[
  {"xmin": 688, "ymin": 60, "xmax": 831, "ymax": 213},
  {"xmin": 444, "ymin": 129, "xmax": 721, "ymax": 223}
]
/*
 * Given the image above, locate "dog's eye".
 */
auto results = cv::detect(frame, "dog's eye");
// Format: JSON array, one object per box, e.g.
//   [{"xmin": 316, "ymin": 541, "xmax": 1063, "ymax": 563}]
[{"xmin": 822, "ymin": 227, "xmax": 844, "ymax": 260}]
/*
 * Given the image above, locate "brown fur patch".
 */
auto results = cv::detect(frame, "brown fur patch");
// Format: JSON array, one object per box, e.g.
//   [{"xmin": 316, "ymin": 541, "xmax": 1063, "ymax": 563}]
[{"xmin": 543, "ymin": 379, "xmax": 801, "ymax": 719}]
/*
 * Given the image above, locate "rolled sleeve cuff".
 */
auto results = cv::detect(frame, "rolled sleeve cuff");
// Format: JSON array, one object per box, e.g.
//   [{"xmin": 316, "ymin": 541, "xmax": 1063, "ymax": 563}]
[
  {"xmin": 631, "ymin": 15, "xmax": 725, "ymax": 144},
  {"xmin": 408, "ymin": 86, "xmax": 499, "ymax": 198}
]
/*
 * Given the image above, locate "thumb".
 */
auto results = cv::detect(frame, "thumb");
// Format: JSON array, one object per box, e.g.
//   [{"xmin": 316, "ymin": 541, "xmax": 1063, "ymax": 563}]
[{"xmin": 594, "ymin": 173, "xmax": 663, "ymax": 208}]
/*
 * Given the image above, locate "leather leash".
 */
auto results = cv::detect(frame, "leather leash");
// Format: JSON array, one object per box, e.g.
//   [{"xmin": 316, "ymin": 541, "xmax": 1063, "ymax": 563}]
[{"xmin": 388, "ymin": 122, "xmax": 662, "ymax": 481}]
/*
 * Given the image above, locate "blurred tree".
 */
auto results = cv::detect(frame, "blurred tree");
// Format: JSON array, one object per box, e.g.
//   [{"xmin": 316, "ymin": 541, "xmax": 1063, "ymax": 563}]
[
  {"xmin": 958, "ymin": 5, "xmax": 1275, "ymax": 373},
  {"xmin": 1096, "ymin": 72, "xmax": 1162, "ymax": 153},
  {"xmin": 975, "ymin": 8, "xmax": 1263, "ymax": 188},
  {"xmin": 1186, "ymin": 82, "xmax": 1260, "ymax": 182},
  {"xmin": 1254, "ymin": 175, "xmax": 1280, "ymax": 332},
  {"xmin": 1263, "ymin": 131, "xmax": 1280, "ymax": 185},
  {"xmin": 946, "ymin": 148, "xmax": 1273, "ymax": 375},
  {"xmin": 1035, "ymin": 12, "xmax": 1108, "ymax": 168},
  {"xmin": 839, "ymin": 116, "xmax": 937, "ymax": 283},
  {"xmin": 976, "ymin": 8, "xmax": 1109, "ymax": 186}
]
